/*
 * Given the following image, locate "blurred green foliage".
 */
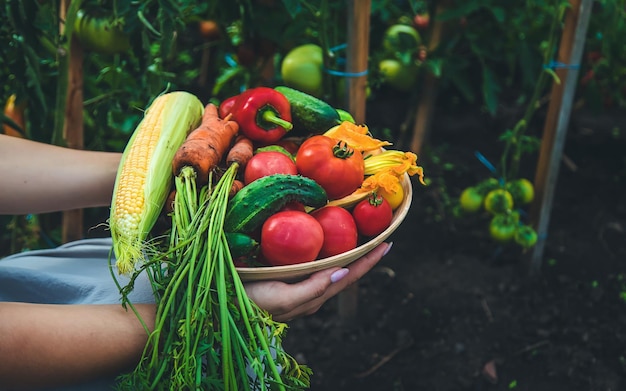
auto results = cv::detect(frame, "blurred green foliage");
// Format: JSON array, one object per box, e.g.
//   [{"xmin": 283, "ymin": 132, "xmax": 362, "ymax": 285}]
[{"xmin": 0, "ymin": 0, "xmax": 624, "ymax": 253}]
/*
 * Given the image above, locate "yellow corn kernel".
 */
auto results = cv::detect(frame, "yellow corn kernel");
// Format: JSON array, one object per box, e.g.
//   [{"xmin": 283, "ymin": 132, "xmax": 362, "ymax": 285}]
[{"xmin": 110, "ymin": 91, "xmax": 204, "ymax": 274}]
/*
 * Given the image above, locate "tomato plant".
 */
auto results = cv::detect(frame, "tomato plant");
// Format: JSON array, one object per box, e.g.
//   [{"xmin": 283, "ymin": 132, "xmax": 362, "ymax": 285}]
[
  {"xmin": 459, "ymin": 187, "xmax": 484, "ymax": 213},
  {"xmin": 73, "ymin": 9, "xmax": 130, "ymax": 55},
  {"xmin": 280, "ymin": 44, "xmax": 324, "ymax": 98},
  {"xmin": 260, "ymin": 211, "xmax": 324, "ymax": 266},
  {"xmin": 311, "ymin": 206, "xmax": 358, "ymax": 258},
  {"xmin": 382, "ymin": 24, "xmax": 421, "ymax": 55},
  {"xmin": 489, "ymin": 213, "xmax": 517, "ymax": 243},
  {"xmin": 506, "ymin": 178, "xmax": 535, "ymax": 206},
  {"xmin": 378, "ymin": 58, "xmax": 419, "ymax": 92},
  {"xmin": 295, "ymin": 135, "xmax": 365, "ymax": 200},
  {"xmin": 244, "ymin": 151, "xmax": 297, "ymax": 185},
  {"xmin": 352, "ymin": 193, "xmax": 393, "ymax": 237},
  {"xmin": 484, "ymin": 189, "xmax": 514, "ymax": 214},
  {"xmin": 514, "ymin": 225, "xmax": 538, "ymax": 248}
]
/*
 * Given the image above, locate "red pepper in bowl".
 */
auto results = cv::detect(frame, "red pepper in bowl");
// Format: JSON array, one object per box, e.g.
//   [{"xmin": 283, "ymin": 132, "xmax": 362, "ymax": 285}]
[{"xmin": 230, "ymin": 87, "xmax": 293, "ymax": 143}]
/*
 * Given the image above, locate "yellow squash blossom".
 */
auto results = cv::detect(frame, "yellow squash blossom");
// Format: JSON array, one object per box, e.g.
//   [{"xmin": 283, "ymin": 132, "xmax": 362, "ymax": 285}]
[
  {"xmin": 364, "ymin": 150, "xmax": 426, "ymax": 185},
  {"xmin": 324, "ymin": 121, "xmax": 392, "ymax": 152}
]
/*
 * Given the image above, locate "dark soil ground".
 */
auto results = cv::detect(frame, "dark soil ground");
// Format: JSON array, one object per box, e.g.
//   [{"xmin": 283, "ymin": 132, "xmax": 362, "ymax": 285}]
[{"xmin": 283, "ymin": 98, "xmax": 626, "ymax": 391}]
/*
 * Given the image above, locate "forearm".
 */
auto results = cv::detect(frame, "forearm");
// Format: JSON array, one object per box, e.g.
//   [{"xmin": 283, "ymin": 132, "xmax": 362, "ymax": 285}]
[
  {"xmin": 0, "ymin": 135, "xmax": 121, "ymax": 215},
  {"xmin": 0, "ymin": 302, "xmax": 155, "ymax": 390}
]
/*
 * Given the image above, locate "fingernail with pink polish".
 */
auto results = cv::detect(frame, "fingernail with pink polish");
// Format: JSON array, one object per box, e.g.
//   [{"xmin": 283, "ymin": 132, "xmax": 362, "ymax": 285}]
[
  {"xmin": 383, "ymin": 242, "xmax": 394, "ymax": 257},
  {"xmin": 330, "ymin": 268, "xmax": 349, "ymax": 283}
]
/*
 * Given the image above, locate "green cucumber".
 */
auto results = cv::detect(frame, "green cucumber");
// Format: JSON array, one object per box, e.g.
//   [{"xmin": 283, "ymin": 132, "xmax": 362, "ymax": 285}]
[
  {"xmin": 225, "ymin": 232, "xmax": 259, "ymax": 258},
  {"xmin": 224, "ymin": 174, "xmax": 328, "ymax": 234},
  {"xmin": 275, "ymin": 86, "xmax": 342, "ymax": 135}
]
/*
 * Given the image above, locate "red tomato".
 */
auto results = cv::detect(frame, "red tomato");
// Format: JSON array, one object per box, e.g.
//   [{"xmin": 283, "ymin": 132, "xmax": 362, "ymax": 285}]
[
  {"xmin": 261, "ymin": 211, "xmax": 324, "ymax": 266},
  {"xmin": 295, "ymin": 135, "xmax": 365, "ymax": 200},
  {"xmin": 310, "ymin": 206, "xmax": 358, "ymax": 258},
  {"xmin": 244, "ymin": 151, "xmax": 298, "ymax": 185},
  {"xmin": 352, "ymin": 193, "xmax": 393, "ymax": 237},
  {"xmin": 413, "ymin": 13, "xmax": 430, "ymax": 30}
]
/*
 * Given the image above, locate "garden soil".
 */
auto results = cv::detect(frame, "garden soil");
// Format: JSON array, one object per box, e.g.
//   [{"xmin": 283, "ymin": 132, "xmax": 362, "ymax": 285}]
[{"xmin": 282, "ymin": 96, "xmax": 626, "ymax": 391}]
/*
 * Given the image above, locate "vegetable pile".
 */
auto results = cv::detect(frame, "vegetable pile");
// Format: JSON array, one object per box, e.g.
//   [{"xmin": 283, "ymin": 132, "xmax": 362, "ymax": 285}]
[{"xmin": 110, "ymin": 86, "xmax": 425, "ymax": 390}]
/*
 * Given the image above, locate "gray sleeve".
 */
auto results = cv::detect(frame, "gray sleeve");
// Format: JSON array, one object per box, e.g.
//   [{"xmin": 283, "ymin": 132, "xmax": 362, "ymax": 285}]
[{"xmin": 0, "ymin": 238, "xmax": 155, "ymax": 305}]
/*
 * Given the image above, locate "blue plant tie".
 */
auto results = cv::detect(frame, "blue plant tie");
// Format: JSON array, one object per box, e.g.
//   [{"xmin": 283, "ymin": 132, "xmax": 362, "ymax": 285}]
[
  {"xmin": 323, "ymin": 67, "xmax": 368, "ymax": 77},
  {"xmin": 324, "ymin": 43, "xmax": 368, "ymax": 77},
  {"xmin": 542, "ymin": 60, "xmax": 580, "ymax": 70},
  {"xmin": 474, "ymin": 150, "xmax": 497, "ymax": 174},
  {"xmin": 474, "ymin": 150, "xmax": 505, "ymax": 186}
]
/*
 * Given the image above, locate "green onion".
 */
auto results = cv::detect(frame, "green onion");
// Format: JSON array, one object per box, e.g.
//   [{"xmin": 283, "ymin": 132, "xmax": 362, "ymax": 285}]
[{"xmin": 115, "ymin": 163, "xmax": 311, "ymax": 390}]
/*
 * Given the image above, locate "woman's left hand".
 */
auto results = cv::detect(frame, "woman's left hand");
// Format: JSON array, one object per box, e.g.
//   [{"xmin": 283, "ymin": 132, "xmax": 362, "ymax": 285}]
[{"xmin": 243, "ymin": 242, "xmax": 392, "ymax": 322}]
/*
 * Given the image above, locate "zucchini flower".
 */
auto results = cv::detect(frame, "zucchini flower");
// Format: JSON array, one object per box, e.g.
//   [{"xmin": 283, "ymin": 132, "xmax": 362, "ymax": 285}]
[{"xmin": 364, "ymin": 150, "xmax": 426, "ymax": 185}]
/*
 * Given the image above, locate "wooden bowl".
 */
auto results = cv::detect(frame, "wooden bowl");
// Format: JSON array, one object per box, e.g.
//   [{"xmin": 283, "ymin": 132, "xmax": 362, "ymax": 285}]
[{"xmin": 236, "ymin": 173, "xmax": 413, "ymax": 282}]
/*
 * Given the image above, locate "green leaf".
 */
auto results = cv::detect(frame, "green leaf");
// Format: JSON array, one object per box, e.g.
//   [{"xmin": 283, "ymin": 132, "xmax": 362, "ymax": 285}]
[
  {"xmin": 481, "ymin": 66, "xmax": 500, "ymax": 116},
  {"xmin": 281, "ymin": 0, "xmax": 303, "ymax": 19},
  {"xmin": 425, "ymin": 58, "xmax": 443, "ymax": 78}
]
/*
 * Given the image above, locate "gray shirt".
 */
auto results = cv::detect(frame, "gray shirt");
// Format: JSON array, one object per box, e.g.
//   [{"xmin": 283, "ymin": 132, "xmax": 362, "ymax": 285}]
[{"xmin": 0, "ymin": 238, "xmax": 155, "ymax": 390}]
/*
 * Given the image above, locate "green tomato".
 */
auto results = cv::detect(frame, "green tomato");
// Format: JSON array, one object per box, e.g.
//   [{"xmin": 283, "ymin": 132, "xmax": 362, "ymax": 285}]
[
  {"xmin": 73, "ymin": 9, "xmax": 130, "ymax": 55},
  {"xmin": 506, "ymin": 178, "xmax": 535, "ymax": 206},
  {"xmin": 378, "ymin": 58, "xmax": 419, "ymax": 92},
  {"xmin": 382, "ymin": 24, "xmax": 422, "ymax": 55},
  {"xmin": 514, "ymin": 225, "xmax": 538, "ymax": 248},
  {"xmin": 483, "ymin": 189, "xmax": 514, "ymax": 214},
  {"xmin": 476, "ymin": 177, "xmax": 500, "ymax": 195},
  {"xmin": 280, "ymin": 44, "xmax": 324, "ymax": 97},
  {"xmin": 489, "ymin": 214, "xmax": 517, "ymax": 243},
  {"xmin": 459, "ymin": 187, "xmax": 483, "ymax": 213}
]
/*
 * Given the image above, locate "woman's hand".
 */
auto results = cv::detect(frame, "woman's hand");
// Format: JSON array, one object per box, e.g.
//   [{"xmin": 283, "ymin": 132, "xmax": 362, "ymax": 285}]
[{"xmin": 244, "ymin": 242, "xmax": 392, "ymax": 322}]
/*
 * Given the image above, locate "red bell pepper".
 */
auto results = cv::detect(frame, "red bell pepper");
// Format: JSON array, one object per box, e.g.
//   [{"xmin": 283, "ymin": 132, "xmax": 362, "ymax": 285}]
[{"xmin": 229, "ymin": 87, "xmax": 293, "ymax": 143}]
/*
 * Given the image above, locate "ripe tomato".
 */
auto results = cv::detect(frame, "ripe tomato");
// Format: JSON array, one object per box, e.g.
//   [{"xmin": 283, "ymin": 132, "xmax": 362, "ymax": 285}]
[
  {"xmin": 352, "ymin": 193, "xmax": 393, "ymax": 237},
  {"xmin": 489, "ymin": 213, "xmax": 517, "ymax": 243},
  {"xmin": 506, "ymin": 178, "xmax": 535, "ymax": 206},
  {"xmin": 261, "ymin": 211, "xmax": 324, "ymax": 266},
  {"xmin": 311, "ymin": 206, "xmax": 358, "ymax": 258},
  {"xmin": 73, "ymin": 9, "xmax": 130, "ymax": 55},
  {"xmin": 280, "ymin": 44, "xmax": 324, "ymax": 97},
  {"xmin": 296, "ymin": 135, "xmax": 365, "ymax": 200},
  {"xmin": 198, "ymin": 20, "xmax": 220, "ymax": 41},
  {"xmin": 244, "ymin": 151, "xmax": 298, "ymax": 185},
  {"xmin": 514, "ymin": 225, "xmax": 538, "ymax": 248},
  {"xmin": 459, "ymin": 187, "xmax": 484, "ymax": 213},
  {"xmin": 484, "ymin": 189, "xmax": 514, "ymax": 214},
  {"xmin": 378, "ymin": 184, "xmax": 404, "ymax": 210},
  {"xmin": 413, "ymin": 13, "xmax": 430, "ymax": 30}
]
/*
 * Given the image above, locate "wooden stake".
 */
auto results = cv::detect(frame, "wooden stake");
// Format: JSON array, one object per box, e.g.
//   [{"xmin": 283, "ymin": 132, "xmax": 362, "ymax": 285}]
[
  {"xmin": 60, "ymin": 0, "xmax": 85, "ymax": 243},
  {"xmin": 409, "ymin": 0, "xmax": 449, "ymax": 155},
  {"xmin": 529, "ymin": 0, "xmax": 593, "ymax": 273},
  {"xmin": 338, "ymin": 0, "xmax": 371, "ymax": 323}
]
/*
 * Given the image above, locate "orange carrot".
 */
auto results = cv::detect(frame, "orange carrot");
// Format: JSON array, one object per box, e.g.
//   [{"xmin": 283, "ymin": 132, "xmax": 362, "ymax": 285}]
[
  {"xmin": 164, "ymin": 189, "xmax": 177, "ymax": 215},
  {"xmin": 226, "ymin": 135, "xmax": 254, "ymax": 168},
  {"xmin": 229, "ymin": 179, "xmax": 245, "ymax": 198},
  {"xmin": 172, "ymin": 103, "xmax": 239, "ymax": 184}
]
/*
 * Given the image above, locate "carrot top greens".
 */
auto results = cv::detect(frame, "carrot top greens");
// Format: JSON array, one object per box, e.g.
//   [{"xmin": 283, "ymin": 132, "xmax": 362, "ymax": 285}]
[{"xmin": 114, "ymin": 163, "xmax": 311, "ymax": 390}]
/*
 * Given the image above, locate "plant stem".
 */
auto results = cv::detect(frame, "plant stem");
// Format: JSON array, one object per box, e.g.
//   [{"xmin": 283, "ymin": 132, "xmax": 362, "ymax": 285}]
[{"xmin": 499, "ymin": 0, "xmax": 565, "ymax": 181}]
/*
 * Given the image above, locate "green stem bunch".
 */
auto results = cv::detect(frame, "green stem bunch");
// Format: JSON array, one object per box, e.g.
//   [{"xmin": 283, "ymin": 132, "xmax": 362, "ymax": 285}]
[{"xmin": 116, "ymin": 163, "xmax": 311, "ymax": 390}]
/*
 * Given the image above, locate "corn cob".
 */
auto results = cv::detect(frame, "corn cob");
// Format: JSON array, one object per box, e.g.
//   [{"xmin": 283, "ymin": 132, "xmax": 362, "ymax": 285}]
[{"xmin": 110, "ymin": 91, "xmax": 204, "ymax": 274}]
